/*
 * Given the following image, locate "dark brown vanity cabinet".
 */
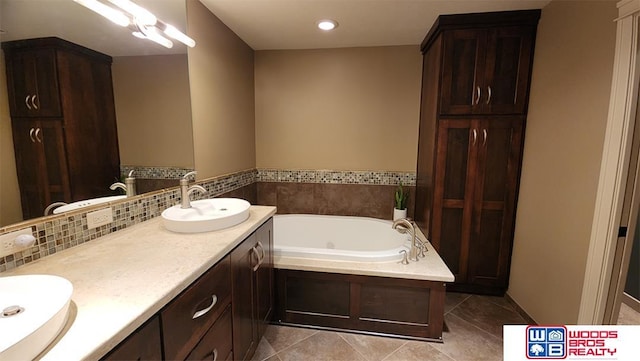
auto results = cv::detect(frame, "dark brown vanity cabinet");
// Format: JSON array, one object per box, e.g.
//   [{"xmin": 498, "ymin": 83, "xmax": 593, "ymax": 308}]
[
  {"xmin": 2, "ymin": 37, "xmax": 120, "ymax": 219},
  {"xmin": 231, "ymin": 218, "xmax": 274, "ymax": 361},
  {"xmin": 101, "ymin": 218, "xmax": 274, "ymax": 361},
  {"xmin": 415, "ymin": 11, "xmax": 540, "ymax": 295}
]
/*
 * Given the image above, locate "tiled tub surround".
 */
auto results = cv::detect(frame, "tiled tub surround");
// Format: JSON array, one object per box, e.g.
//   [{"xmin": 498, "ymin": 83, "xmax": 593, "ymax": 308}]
[
  {"xmin": 257, "ymin": 168, "xmax": 416, "ymax": 220},
  {"xmin": 0, "ymin": 168, "xmax": 413, "ymax": 273},
  {"xmin": 1, "ymin": 206, "xmax": 276, "ymax": 360},
  {"xmin": 0, "ymin": 169, "xmax": 257, "ymax": 273}
]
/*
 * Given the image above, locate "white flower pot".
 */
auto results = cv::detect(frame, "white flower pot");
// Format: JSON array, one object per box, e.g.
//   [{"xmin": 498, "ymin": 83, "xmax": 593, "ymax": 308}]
[{"xmin": 393, "ymin": 208, "xmax": 407, "ymax": 221}]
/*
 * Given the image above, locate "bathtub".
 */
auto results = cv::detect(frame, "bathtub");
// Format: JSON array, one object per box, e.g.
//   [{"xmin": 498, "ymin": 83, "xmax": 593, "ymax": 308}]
[
  {"xmin": 273, "ymin": 214, "xmax": 409, "ymax": 262},
  {"xmin": 271, "ymin": 214, "xmax": 454, "ymax": 341}
]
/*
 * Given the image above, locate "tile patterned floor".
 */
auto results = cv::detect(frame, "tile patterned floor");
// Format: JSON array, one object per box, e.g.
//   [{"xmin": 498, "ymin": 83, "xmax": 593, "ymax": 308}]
[{"xmin": 252, "ymin": 292, "xmax": 527, "ymax": 361}]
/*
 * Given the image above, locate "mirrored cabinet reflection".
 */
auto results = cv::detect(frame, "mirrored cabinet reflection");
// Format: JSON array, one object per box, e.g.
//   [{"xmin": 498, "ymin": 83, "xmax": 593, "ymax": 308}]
[{"xmin": 2, "ymin": 37, "xmax": 121, "ymax": 220}]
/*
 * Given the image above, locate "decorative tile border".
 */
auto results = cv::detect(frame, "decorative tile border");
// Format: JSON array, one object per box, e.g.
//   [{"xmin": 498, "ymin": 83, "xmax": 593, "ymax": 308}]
[
  {"xmin": 0, "ymin": 168, "xmax": 413, "ymax": 272},
  {"xmin": 257, "ymin": 169, "xmax": 416, "ymax": 186},
  {"xmin": 0, "ymin": 169, "xmax": 256, "ymax": 273},
  {"xmin": 120, "ymin": 166, "xmax": 195, "ymax": 179}
]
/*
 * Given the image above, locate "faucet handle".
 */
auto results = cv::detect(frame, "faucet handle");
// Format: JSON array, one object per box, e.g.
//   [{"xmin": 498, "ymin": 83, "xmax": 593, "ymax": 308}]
[{"xmin": 399, "ymin": 250, "xmax": 410, "ymax": 265}]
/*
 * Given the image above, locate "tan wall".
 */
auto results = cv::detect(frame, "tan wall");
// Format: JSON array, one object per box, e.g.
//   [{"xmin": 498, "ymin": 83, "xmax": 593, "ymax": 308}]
[
  {"xmin": 255, "ymin": 46, "xmax": 422, "ymax": 172},
  {"xmin": 508, "ymin": 0, "xmax": 617, "ymax": 324},
  {"xmin": 0, "ymin": 51, "xmax": 24, "ymax": 226},
  {"xmin": 186, "ymin": 0, "xmax": 256, "ymax": 180},
  {"xmin": 112, "ymin": 54, "xmax": 194, "ymax": 168}
]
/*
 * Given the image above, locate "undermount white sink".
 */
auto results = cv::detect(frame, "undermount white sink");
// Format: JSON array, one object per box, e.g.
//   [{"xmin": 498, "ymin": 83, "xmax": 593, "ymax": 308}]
[
  {"xmin": 53, "ymin": 195, "xmax": 126, "ymax": 214},
  {"xmin": 162, "ymin": 198, "xmax": 251, "ymax": 233},
  {"xmin": 0, "ymin": 274, "xmax": 73, "ymax": 360}
]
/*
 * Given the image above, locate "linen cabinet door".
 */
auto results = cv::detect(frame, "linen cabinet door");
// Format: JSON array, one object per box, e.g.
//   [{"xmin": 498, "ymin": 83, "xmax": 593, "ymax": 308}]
[
  {"xmin": 468, "ymin": 118, "xmax": 524, "ymax": 291},
  {"xmin": 483, "ymin": 27, "xmax": 535, "ymax": 115},
  {"xmin": 11, "ymin": 120, "xmax": 70, "ymax": 219},
  {"xmin": 430, "ymin": 118, "xmax": 479, "ymax": 283},
  {"xmin": 4, "ymin": 49, "xmax": 61, "ymax": 118},
  {"xmin": 440, "ymin": 29, "xmax": 487, "ymax": 115}
]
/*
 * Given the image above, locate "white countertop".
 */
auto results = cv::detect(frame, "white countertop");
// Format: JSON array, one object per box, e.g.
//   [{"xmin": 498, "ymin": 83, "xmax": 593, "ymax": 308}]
[
  {"xmin": 275, "ymin": 227, "xmax": 455, "ymax": 283},
  {"xmin": 1, "ymin": 206, "xmax": 276, "ymax": 361}
]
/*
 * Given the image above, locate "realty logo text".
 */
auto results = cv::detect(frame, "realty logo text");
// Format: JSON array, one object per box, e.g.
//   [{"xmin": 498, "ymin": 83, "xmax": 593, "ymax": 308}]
[{"xmin": 526, "ymin": 326, "xmax": 618, "ymax": 359}]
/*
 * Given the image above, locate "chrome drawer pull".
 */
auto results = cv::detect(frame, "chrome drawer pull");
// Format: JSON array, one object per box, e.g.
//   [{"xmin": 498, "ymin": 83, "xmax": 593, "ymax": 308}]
[
  {"xmin": 29, "ymin": 128, "xmax": 36, "ymax": 143},
  {"xmin": 256, "ymin": 241, "xmax": 265, "ymax": 263},
  {"xmin": 25, "ymin": 95, "xmax": 31, "ymax": 110},
  {"xmin": 486, "ymin": 86, "xmax": 492, "ymax": 105},
  {"xmin": 32, "ymin": 95, "xmax": 39, "ymax": 110},
  {"xmin": 34, "ymin": 128, "xmax": 42, "ymax": 143},
  {"xmin": 192, "ymin": 295, "xmax": 217, "ymax": 319},
  {"xmin": 471, "ymin": 129, "xmax": 477, "ymax": 146},
  {"xmin": 212, "ymin": 348, "xmax": 218, "ymax": 361},
  {"xmin": 482, "ymin": 129, "xmax": 488, "ymax": 146},
  {"xmin": 251, "ymin": 247, "xmax": 260, "ymax": 271}
]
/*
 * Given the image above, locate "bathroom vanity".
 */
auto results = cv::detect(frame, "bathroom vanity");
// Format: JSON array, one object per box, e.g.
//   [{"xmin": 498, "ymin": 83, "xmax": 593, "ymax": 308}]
[{"xmin": 0, "ymin": 206, "xmax": 276, "ymax": 360}]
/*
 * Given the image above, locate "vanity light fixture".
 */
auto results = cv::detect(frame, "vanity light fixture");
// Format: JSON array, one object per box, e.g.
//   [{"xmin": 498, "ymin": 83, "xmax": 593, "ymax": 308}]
[
  {"xmin": 317, "ymin": 19, "xmax": 338, "ymax": 31},
  {"xmin": 73, "ymin": 0, "xmax": 195, "ymax": 49}
]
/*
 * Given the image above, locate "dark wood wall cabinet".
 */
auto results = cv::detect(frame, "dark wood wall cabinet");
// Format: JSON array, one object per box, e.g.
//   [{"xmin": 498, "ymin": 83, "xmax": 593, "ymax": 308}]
[
  {"xmin": 2, "ymin": 37, "xmax": 120, "ymax": 219},
  {"xmin": 274, "ymin": 269, "xmax": 446, "ymax": 341},
  {"xmin": 414, "ymin": 10, "xmax": 540, "ymax": 295},
  {"xmin": 100, "ymin": 219, "xmax": 273, "ymax": 361}
]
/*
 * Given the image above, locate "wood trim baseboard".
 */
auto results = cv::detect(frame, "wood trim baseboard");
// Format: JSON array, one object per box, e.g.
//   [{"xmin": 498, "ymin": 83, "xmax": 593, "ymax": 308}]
[
  {"xmin": 622, "ymin": 292, "xmax": 640, "ymax": 313},
  {"xmin": 505, "ymin": 292, "xmax": 537, "ymax": 325}
]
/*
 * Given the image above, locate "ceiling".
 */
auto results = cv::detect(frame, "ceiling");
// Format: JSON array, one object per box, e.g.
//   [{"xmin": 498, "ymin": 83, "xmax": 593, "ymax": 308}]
[
  {"xmin": 0, "ymin": 0, "xmax": 552, "ymax": 56},
  {"xmin": 200, "ymin": 0, "xmax": 552, "ymax": 50}
]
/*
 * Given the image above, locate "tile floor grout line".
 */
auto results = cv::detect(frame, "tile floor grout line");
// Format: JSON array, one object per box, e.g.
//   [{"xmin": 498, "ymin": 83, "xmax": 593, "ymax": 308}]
[
  {"xmin": 268, "ymin": 327, "xmax": 321, "ymax": 356},
  {"xmin": 378, "ymin": 340, "xmax": 410, "ymax": 361},
  {"xmin": 444, "ymin": 293, "xmax": 473, "ymax": 315},
  {"xmin": 447, "ymin": 311, "xmax": 504, "ymax": 343},
  {"xmin": 335, "ymin": 332, "xmax": 375, "ymax": 361}
]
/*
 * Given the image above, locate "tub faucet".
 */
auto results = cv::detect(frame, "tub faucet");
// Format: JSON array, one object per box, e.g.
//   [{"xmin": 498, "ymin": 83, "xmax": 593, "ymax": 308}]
[
  {"xmin": 180, "ymin": 171, "xmax": 207, "ymax": 209},
  {"xmin": 109, "ymin": 170, "xmax": 136, "ymax": 197},
  {"xmin": 392, "ymin": 218, "xmax": 419, "ymax": 262}
]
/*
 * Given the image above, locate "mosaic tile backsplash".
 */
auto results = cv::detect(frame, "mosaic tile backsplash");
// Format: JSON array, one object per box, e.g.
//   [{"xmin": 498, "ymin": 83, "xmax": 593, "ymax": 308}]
[
  {"xmin": 0, "ymin": 168, "xmax": 414, "ymax": 272},
  {"xmin": 120, "ymin": 165, "xmax": 195, "ymax": 179}
]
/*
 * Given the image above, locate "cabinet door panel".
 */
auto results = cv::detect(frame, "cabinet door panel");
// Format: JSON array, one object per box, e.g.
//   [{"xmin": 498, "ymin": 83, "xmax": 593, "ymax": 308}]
[
  {"xmin": 231, "ymin": 233, "xmax": 258, "ymax": 361},
  {"xmin": 469, "ymin": 118, "xmax": 523, "ymax": 287},
  {"xmin": 40, "ymin": 121, "xmax": 71, "ymax": 204},
  {"xmin": 440, "ymin": 30, "xmax": 486, "ymax": 115},
  {"xmin": 101, "ymin": 316, "xmax": 162, "ymax": 361},
  {"xmin": 255, "ymin": 218, "xmax": 274, "ymax": 338},
  {"xmin": 431, "ymin": 119, "xmax": 478, "ymax": 282},
  {"xmin": 6, "ymin": 49, "xmax": 61, "ymax": 118},
  {"xmin": 484, "ymin": 27, "xmax": 534, "ymax": 114}
]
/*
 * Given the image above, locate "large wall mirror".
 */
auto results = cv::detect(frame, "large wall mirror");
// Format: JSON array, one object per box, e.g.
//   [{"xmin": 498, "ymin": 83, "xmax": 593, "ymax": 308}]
[{"xmin": 0, "ymin": 0, "xmax": 195, "ymax": 227}]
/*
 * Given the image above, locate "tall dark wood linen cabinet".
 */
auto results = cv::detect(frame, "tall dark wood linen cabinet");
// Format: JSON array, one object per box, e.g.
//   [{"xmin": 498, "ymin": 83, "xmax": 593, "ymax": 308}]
[{"xmin": 415, "ymin": 10, "xmax": 541, "ymax": 295}]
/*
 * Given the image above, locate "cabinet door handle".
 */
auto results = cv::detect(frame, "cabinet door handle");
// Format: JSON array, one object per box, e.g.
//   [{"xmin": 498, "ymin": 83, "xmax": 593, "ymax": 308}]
[
  {"xmin": 256, "ymin": 241, "xmax": 265, "ymax": 263},
  {"xmin": 25, "ymin": 95, "xmax": 32, "ymax": 110},
  {"xmin": 192, "ymin": 295, "xmax": 218, "ymax": 319},
  {"xmin": 482, "ymin": 129, "xmax": 488, "ymax": 147},
  {"xmin": 486, "ymin": 86, "xmax": 492, "ymax": 105},
  {"xmin": 251, "ymin": 246, "xmax": 260, "ymax": 271},
  {"xmin": 29, "ymin": 128, "xmax": 36, "ymax": 143},
  {"xmin": 473, "ymin": 86, "xmax": 481, "ymax": 105},
  {"xmin": 32, "ymin": 95, "xmax": 39, "ymax": 110},
  {"xmin": 34, "ymin": 127, "xmax": 42, "ymax": 143},
  {"xmin": 207, "ymin": 348, "xmax": 218, "ymax": 361},
  {"xmin": 472, "ymin": 129, "xmax": 477, "ymax": 146}
]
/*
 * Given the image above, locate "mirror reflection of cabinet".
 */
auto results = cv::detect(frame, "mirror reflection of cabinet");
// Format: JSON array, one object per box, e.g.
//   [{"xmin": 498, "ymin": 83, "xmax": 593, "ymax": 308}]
[{"xmin": 2, "ymin": 37, "xmax": 120, "ymax": 219}]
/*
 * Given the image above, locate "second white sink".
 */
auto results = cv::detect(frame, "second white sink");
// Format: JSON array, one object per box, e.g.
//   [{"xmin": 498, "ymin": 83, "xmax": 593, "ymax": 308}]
[{"xmin": 161, "ymin": 198, "xmax": 251, "ymax": 233}]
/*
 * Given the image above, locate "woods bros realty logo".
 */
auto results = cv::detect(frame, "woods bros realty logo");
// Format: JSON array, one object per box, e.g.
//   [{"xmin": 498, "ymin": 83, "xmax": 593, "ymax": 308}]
[{"xmin": 526, "ymin": 326, "xmax": 617, "ymax": 359}]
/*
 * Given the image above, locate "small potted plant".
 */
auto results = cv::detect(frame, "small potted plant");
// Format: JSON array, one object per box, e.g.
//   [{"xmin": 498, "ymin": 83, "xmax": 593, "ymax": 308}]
[{"xmin": 394, "ymin": 182, "xmax": 409, "ymax": 220}]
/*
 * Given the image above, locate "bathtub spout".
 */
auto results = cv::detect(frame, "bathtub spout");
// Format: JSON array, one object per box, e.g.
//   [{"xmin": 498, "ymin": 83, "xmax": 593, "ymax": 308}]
[{"xmin": 392, "ymin": 218, "xmax": 419, "ymax": 262}]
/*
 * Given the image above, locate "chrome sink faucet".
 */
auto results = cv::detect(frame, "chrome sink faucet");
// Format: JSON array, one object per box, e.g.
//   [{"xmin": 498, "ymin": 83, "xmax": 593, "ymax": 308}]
[
  {"xmin": 180, "ymin": 171, "xmax": 207, "ymax": 209},
  {"xmin": 109, "ymin": 170, "xmax": 136, "ymax": 197},
  {"xmin": 392, "ymin": 218, "xmax": 420, "ymax": 262}
]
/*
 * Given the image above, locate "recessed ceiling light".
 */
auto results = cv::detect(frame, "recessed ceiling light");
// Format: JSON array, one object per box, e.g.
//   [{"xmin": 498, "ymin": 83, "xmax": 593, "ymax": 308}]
[{"xmin": 317, "ymin": 19, "xmax": 338, "ymax": 31}]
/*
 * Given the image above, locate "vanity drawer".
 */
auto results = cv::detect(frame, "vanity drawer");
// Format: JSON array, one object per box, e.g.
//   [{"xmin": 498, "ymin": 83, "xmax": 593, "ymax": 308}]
[
  {"xmin": 186, "ymin": 304, "xmax": 233, "ymax": 361},
  {"xmin": 162, "ymin": 255, "xmax": 231, "ymax": 360}
]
